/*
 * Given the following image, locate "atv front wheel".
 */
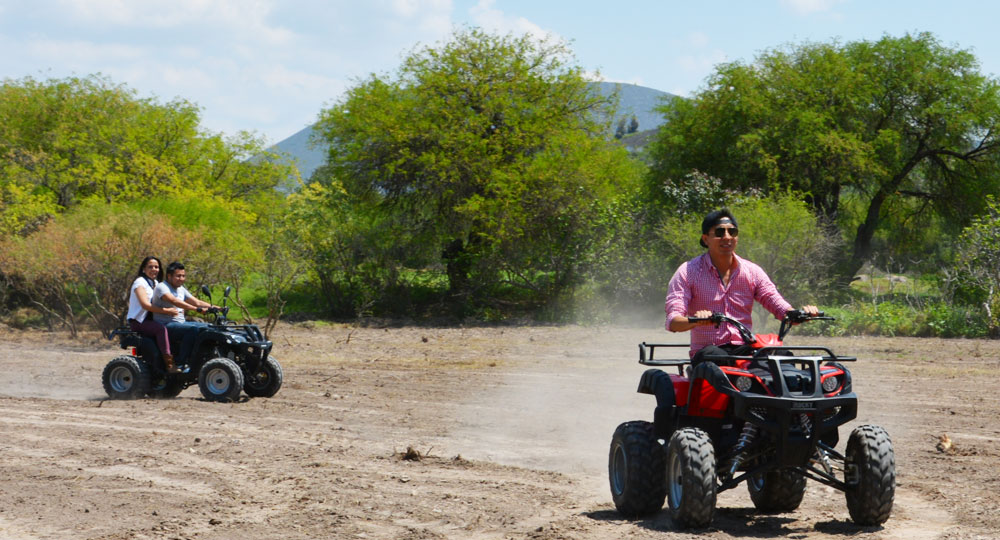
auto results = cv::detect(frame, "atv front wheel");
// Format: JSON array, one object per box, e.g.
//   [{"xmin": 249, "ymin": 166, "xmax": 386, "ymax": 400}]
[
  {"xmin": 748, "ymin": 468, "xmax": 807, "ymax": 513},
  {"xmin": 243, "ymin": 356, "xmax": 283, "ymax": 398},
  {"xmin": 666, "ymin": 427, "xmax": 716, "ymax": 528},
  {"xmin": 102, "ymin": 356, "xmax": 151, "ymax": 400},
  {"xmin": 608, "ymin": 421, "xmax": 666, "ymax": 517},
  {"xmin": 198, "ymin": 357, "xmax": 244, "ymax": 402},
  {"xmin": 845, "ymin": 424, "xmax": 895, "ymax": 525}
]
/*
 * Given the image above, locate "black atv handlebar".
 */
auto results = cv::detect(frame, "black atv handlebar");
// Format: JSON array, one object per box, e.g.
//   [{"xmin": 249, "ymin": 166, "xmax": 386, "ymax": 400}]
[{"xmin": 688, "ymin": 309, "xmax": 833, "ymax": 344}]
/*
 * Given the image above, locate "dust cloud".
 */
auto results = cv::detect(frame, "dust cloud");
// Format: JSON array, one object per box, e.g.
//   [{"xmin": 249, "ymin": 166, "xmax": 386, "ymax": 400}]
[{"xmin": 449, "ymin": 325, "xmax": 687, "ymax": 500}]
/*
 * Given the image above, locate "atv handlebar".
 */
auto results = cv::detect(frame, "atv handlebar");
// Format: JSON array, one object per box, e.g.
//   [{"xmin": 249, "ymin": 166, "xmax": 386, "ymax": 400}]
[
  {"xmin": 204, "ymin": 305, "xmax": 231, "ymax": 325},
  {"xmin": 688, "ymin": 309, "xmax": 833, "ymax": 344}
]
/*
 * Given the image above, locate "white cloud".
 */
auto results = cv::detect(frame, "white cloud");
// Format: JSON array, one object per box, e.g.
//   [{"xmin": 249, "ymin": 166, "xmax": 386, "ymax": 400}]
[
  {"xmin": 677, "ymin": 50, "xmax": 729, "ymax": 74},
  {"xmin": 468, "ymin": 0, "xmax": 550, "ymax": 42},
  {"xmin": 381, "ymin": 0, "xmax": 453, "ymax": 35},
  {"xmin": 257, "ymin": 64, "xmax": 347, "ymax": 98},
  {"xmin": 55, "ymin": 0, "xmax": 295, "ymax": 45},
  {"xmin": 26, "ymin": 38, "xmax": 145, "ymax": 64},
  {"xmin": 160, "ymin": 65, "xmax": 218, "ymax": 91},
  {"xmin": 780, "ymin": 0, "xmax": 845, "ymax": 16},
  {"xmin": 688, "ymin": 31, "xmax": 710, "ymax": 48}
]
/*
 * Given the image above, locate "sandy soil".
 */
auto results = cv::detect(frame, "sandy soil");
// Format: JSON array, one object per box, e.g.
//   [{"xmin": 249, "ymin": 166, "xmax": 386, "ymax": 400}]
[{"xmin": 1, "ymin": 322, "xmax": 998, "ymax": 539}]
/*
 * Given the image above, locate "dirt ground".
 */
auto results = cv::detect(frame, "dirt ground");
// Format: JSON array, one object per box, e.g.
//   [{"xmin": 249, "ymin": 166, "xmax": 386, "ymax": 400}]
[{"xmin": 1, "ymin": 321, "xmax": 999, "ymax": 540}]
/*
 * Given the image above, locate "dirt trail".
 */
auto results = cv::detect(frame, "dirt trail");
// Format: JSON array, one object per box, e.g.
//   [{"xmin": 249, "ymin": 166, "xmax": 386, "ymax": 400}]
[{"xmin": 1, "ymin": 323, "xmax": 998, "ymax": 539}]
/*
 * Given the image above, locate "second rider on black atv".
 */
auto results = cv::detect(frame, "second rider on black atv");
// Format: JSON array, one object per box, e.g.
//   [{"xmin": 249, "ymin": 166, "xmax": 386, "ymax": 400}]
[
  {"xmin": 150, "ymin": 261, "xmax": 220, "ymax": 373},
  {"xmin": 665, "ymin": 208, "xmax": 818, "ymax": 365}
]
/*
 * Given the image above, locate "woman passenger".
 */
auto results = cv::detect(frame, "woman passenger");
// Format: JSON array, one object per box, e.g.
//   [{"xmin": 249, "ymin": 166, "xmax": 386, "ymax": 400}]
[{"xmin": 126, "ymin": 256, "xmax": 183, "ymax": 373}]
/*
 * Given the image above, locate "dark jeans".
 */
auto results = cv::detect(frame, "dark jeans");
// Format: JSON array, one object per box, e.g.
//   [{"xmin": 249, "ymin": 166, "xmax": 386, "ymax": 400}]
[
  {"xmin": 692, "ymin": 344, "xmax": 753, "ymax": 366},
  {"xmin": 129, "ymin": 317, "xmax": 171, "ymax": 356},
  {"xmin": 165, "ymin": 321, "xmax": 207, "ymax": 364}
]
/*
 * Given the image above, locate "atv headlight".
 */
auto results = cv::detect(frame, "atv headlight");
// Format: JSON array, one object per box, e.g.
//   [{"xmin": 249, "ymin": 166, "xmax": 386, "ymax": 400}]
[
  {"xmin": 733, "ymin": 375, "xmax": 753, "ymax": 392},
  {"xmin": 821, "ymin": 375, "xmax": 840, "ymax": 393}
]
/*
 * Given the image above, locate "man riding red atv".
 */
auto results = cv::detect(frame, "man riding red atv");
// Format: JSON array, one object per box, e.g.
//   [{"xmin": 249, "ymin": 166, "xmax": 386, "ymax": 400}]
[{"xmin": 608, "ymin": 310, "xmax": 895, "ymax": 528}]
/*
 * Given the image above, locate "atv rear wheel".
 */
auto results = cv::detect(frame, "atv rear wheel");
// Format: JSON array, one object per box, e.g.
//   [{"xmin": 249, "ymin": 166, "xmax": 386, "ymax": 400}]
[
  {"xmin": 243, "ymin": 356, "xmax": 283, "ymax": 398},
  {"xmin": 198, "ymin": 357, "xmax": 244, "ymax": 402},
  {"xmin": 666, "ymin": 427, "xmax": 716, "ymax": 528},
  {"xmin": 748, "ymin": 468, "xmax": 807, "ymax": 513},
  {"xmin": 608, "ymin": 421, "xmax": 666, "ymax": 517},
  {"xmin": 845, "ymin": 424, "xmax": 895, "ymax": 525},
  {"xmin": 102, "ymin": 356, "xmax": 151, "ymax": 400}
]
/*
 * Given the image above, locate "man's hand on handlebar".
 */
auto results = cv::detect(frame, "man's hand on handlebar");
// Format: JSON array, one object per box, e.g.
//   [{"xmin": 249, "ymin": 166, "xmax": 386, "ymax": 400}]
[
  {"xmin": 689, "ymin": 310, "xmax": 717, "ymax": 327},
  {"xmin": 787, "ymin": 305, "xmax": 822, "ymax": 324}
]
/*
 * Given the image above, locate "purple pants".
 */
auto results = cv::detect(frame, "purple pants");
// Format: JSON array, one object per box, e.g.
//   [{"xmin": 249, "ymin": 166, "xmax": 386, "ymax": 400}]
[{"xmin": 128, "ymin": 317, "xmax": 171, "ymax": 356}]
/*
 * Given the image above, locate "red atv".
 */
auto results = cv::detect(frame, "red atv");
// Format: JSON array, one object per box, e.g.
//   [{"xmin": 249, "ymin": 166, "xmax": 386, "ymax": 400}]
[{"xmin": 608, "ymin": 310, "xmax": 894, "ymax": 528}]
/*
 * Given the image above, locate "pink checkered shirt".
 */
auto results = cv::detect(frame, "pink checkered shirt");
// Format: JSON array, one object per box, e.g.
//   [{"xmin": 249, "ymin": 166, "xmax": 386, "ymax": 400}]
[{"xmin": 665, "ymin": 253, "xmax": 792, "ymax": 356}]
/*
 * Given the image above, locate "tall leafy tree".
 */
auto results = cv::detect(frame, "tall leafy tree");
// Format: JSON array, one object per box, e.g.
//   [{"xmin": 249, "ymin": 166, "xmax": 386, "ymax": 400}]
[
  {"xmin": 648, "ymin": 33, "xmax": 1000, "ymax": 279},
  {"xmin": 0, "ymin": 74, "xmax": 293, "ymax": 235},
  {"xmin": 313, "ymin": 28, "xmax": 640, "ymax": 308}
]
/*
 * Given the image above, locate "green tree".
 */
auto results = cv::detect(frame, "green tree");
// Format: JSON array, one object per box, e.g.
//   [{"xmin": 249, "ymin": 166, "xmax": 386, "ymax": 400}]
[
  {"xmin": 313, "ymin": 28, "xmax": 640, "ymax": 312},
  {"xmin": 615, "ymin": 118, "xmax": 627, "ymax": 139},
  {"xmin": 950, "ymin": 196, "xmax": 1000, "ymax": 337},
  {"xmin": 648, "ymin": 33, "xmax": 1000, "ymax": 280},
  {"xmin": 0, "ymin": 74, "xmax": 294, "ymax": 235}
]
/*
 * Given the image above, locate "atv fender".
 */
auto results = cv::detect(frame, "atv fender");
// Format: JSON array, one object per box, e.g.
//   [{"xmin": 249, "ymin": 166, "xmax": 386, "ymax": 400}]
[{"xmin": 638, "ymin": 369, "xmax": 680, "ymax": 439}]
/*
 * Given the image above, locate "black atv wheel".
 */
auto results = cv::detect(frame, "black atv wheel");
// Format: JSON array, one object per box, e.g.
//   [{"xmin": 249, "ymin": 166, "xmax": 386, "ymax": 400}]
[
  {"xmin": 198, "ymin": 357, "xmax": 244, "ymax": 403},
  {"xmin": 148, "ymin": 376, "xmax": 185, "ymax": 399},
  {"xmin": 748, "ymin": 468, "xmax": 807, "ymax": 513},
  {"xmin": 102, "ymin": 356, "xmax": 151, "ymax": 400},
  {"xmin": 243, "ymin": 356, "xmax": 283, "ymax": 398},
  {"xmin": 666, "ymin": 427, "xmax": 716, "ymax": 528},
  {"xmin": 608, "ymin": 421, "xmax": 666, "ymax": 517},
  {"xmin": 845, "ymin": 424, "xmax": 895, "ymax": 525}
]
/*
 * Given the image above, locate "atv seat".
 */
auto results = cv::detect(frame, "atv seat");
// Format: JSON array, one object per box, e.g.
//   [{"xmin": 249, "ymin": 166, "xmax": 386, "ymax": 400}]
[{"xmin": 109, "ymin": 327, "xmax": 164, "ymax": 373}]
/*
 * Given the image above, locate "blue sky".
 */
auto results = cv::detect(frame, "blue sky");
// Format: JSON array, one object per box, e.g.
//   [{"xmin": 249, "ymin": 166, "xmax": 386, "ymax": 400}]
[{"xmin": 3, "ymin": 0, "xmax": 1000, "ymax": 145}]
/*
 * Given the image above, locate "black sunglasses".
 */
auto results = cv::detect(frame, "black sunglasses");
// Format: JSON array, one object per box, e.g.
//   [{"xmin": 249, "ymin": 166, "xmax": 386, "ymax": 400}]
[{"xmin": 713, "ymin": 226, "xmax": 739, "ymax": 238}]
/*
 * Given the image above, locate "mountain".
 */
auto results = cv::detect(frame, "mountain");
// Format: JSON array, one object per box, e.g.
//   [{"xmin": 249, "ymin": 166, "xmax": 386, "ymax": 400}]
[
  {"xmin": 592, "ymin": 81, "xmax": 675, "ymax": 135},
  {"xmin": 268, "ymin": 82, "xmax": 676, "ymax": 181}
]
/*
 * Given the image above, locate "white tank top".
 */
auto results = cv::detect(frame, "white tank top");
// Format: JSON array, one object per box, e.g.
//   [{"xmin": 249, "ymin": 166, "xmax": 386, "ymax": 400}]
[{"xmin": 126, "ymin": 276, "xmax": 156, "ymax": 322}]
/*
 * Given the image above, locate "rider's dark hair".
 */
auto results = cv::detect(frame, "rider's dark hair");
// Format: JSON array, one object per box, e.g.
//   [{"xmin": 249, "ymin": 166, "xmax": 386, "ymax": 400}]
[
  {"xmin": 700, "ymin": 208, "xmax": 738, "ymax": 248},
  {"xmin": 137, "ymin": 256, "xmax": 164, "ymax": 282},
  {"xmin": 165, "ymin": 261, "xmax": 186, "ymax": 276}
]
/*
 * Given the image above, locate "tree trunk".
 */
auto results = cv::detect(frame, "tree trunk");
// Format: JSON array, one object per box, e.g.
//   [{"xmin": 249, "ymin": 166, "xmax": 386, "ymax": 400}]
[
  {"xmin": 842, "ymin": 152, "xmax": 926, "ymax": 281},
  {"xmin": 442, "ymin": 238, "xmax": 471, "ymax": 298}
]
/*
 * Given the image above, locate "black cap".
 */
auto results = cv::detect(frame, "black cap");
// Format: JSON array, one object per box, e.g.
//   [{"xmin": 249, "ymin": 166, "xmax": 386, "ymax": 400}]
[{"xmin": 700, "ymin": 209, "xmax": 737, "ymax": 248}]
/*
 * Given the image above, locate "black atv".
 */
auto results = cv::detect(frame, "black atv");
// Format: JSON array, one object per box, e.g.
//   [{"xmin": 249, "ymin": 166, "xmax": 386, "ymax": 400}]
[
  {"xmin": 102, "ymin": 285, "xmax": 283, "ymax": 402},
  {"xmin": 608, "ymin": 311, "xmax": 894, "ymax": 528}
]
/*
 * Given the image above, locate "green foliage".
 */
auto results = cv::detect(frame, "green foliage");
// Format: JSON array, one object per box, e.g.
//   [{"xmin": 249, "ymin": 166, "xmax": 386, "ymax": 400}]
[
  {"xmin": 0, "ymin": 74, "xmax": 296, "ymax": 236},
  {"xmin": 798, "ymin": 301, "xmax": 987, "ymax": 338},
  {"xmin": 948, "ymin": 196, "xmax": 1000, "ymax": 336},
  {"xmin": 309, "ymin": 28, "xmax": 642, "ymax": 317},
  {"xmin": 647, "ymin": 33, "xmax": 1000, "ymax": 280}
]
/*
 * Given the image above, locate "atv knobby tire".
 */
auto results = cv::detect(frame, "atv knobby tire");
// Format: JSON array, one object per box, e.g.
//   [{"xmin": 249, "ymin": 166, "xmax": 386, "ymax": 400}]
[
  {"xmin": 243, "ymin": 356, "xmax": 283, "ymax": 398},
  {"xmin": 845, "ymin": 424, "xmax": 895, "ymax": 525},
  {"xmin": 748, "ymin": 467, "xmax": 807, "ymax": 513},
  {"xmin": 102, "ymin": 356, "xmax": 151, "ymax": 400},
  {"xmin": 666, "ymin": 427, "xmax": 716, "ymax": 528},
  {"xmin": 198, "ymin": 357, "xmax": 244, "ymax": 403},
  {"xmin": 609, "ymin": 421, "xmax": 666, "ymax": 516}
]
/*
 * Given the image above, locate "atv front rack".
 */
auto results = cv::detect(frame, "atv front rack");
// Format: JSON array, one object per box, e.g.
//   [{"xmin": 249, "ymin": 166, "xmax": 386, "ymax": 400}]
[{"xmin": 638, "ymin": 342, "xmax": 856, "ymax": 366}]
